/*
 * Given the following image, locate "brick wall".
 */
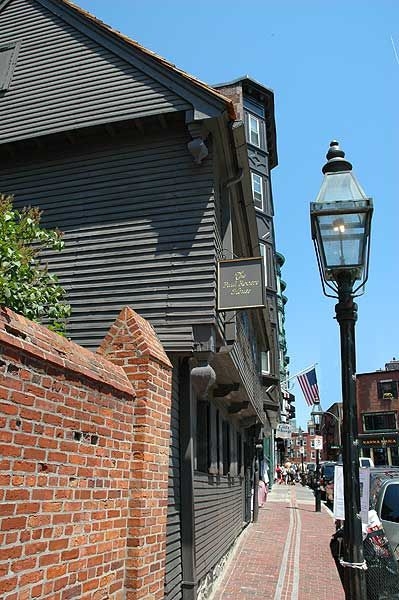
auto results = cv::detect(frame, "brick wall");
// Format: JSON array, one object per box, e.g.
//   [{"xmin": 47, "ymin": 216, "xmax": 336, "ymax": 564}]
[
  {"xmin": 98, "ymin": 307, "xmax": 172, "ymax": 600},
  {"xmin": 0, "ymin": 306, "xmax": 172, "ymax": 600},
  {"xmin": 214, "ymin": 84, "xmax": 243, "ymax": 121},
  {"xmin": 356, "ymin": 370, "xmax": 399, "ymax": 432}
]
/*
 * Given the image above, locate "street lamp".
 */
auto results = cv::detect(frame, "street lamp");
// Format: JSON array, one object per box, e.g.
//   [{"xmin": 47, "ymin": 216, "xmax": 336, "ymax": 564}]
[
  {"xmin": 312, "ymin": 404, "xmax": 342, "ymax": 456},
  {"xmin": 310, "ymin": 141, "xmax": 373, "ymax": 600},
  {"xmin": 311, "ymin": 403, "xmax": 322, "ymax": 513},
  {"xmin": 298, "ymin": 429, "xmax": 305, "ymax": 474}
]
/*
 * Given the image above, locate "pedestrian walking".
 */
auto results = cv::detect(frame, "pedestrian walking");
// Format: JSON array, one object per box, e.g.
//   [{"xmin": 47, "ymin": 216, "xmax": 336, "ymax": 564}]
[{"xmin": 258, "ymin": 479, "xmax": 267, "ymax": 507}]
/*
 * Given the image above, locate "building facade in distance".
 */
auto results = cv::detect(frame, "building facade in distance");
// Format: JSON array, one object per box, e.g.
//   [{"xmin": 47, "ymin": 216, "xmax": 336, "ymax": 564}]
[{"xmin": 357, "ymin": 358, "xmax": 399, "ymax": 467}]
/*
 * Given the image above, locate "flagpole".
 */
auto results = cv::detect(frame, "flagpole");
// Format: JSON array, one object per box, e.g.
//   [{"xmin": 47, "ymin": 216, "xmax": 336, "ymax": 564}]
[{"xmin": 280, "ymin": 363, "xmax": 318, "ymax": 388}]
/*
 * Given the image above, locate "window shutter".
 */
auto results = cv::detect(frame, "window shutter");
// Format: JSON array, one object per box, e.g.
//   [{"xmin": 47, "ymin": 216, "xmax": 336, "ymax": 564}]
[
  {"xmin": 244, "ymin": 111, "xmax": 249, "ymax": 143},
  {"xmin": 0, "ymin": 41, "xmax": 21, "ymax": 92},
  {"xmin": 260, "ymin": 120, "xmax": 267, "ymax": 151}
]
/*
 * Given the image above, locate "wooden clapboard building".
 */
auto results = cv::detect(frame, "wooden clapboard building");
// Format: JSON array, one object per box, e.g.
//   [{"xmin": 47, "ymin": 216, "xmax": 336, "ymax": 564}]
[{"xmin": 0, "ymin": 1, "xmax": 280, "ymax": 598}]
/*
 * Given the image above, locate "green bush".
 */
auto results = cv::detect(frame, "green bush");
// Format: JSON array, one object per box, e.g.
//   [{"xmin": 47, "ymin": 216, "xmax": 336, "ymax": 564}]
[{"xmin": 0, "ymin": 193, "xmax": 71, "ymax": 333}]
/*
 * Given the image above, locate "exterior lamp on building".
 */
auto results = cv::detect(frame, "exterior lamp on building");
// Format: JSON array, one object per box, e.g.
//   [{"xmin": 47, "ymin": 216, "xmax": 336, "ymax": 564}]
[
  {"xmin": 310, "ymin": 141, "xmax": 373, "ymax": 600},
  {"xmin": 311, "ymin": 402, "xmax": 322, "ymax": 513}
]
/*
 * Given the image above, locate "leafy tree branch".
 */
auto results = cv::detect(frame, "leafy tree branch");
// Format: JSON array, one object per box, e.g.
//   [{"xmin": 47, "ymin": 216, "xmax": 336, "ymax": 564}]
[{"xmin": 0, "ymin": 194, "xmax": 71, "ymax": 333}]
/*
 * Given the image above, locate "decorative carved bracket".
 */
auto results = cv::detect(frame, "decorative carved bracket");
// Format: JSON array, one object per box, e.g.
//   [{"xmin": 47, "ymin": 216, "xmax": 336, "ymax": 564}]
[
  {"xmin": 186, "ymin": 121, "xmax": 209, "ymax": 164},
  {"xmin": 190, "ymin": 354, "xmax": 216, "ymax": 400}
]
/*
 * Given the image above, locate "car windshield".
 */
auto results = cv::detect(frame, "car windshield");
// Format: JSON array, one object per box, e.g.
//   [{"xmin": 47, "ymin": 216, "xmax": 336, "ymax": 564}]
[{"xmin": 381, "ymin": 483, "xmax": 399, "ymax": 523}]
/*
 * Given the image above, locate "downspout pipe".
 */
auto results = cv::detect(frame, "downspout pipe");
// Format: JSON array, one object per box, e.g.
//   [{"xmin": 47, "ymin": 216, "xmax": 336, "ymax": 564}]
[{"xmin": 224, "ymin": 168, "xmax": 244, "ymax": 189}]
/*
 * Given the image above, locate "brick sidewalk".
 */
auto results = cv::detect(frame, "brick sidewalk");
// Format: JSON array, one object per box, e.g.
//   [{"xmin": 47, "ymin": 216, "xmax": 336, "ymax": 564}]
[{"xmin": 211, "ymin": 484, "xmax": 344, "ymax": 600}]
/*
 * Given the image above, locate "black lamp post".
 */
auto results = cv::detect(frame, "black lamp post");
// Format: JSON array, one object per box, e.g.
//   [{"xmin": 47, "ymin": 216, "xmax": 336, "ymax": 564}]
[
  {"xmin": 299, "ymin": 430, "xmax": 305, "ymax": 474},
  {"xmin": 310, "ymin": 141, "xmax": 373, "ymax": 599},
  {"xmin": 311, "ymin": 403, "xmax": 322, "ymax": 513}
]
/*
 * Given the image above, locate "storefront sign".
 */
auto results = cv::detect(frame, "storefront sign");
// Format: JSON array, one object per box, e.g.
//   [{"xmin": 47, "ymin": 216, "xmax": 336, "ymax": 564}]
[
  {"xmin": 276, "ymin": 423, "xmax": 292, "ymax": 439},
  {"xmin": 218, "ymin": 257, "xmax": 265, "ymax": 310},
  {"xmin": 361, "ymin": 436, "xmax": 397, "ymax": 447}
]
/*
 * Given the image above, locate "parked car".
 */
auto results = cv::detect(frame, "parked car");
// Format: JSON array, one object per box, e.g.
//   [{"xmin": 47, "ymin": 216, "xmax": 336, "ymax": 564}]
[
  {"xmin": 369, "ymin": 467, "xmax": 399, "ymax": 559},
  {"xmin": 332, "ymin": 466, "xmax": 399, "ymax": 555}
]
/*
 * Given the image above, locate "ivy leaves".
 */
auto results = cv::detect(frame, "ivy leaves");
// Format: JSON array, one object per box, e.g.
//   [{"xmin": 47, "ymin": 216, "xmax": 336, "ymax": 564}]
[{"xmin": 0, "ymin": 194, "xmax": 71, "ymax": 334}]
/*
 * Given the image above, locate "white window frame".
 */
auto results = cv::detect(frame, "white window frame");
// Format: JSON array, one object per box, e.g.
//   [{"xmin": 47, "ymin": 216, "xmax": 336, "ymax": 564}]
[
  {"xmin": 248, "ymin": 114, "xmax": 261, "ymax": 147},
  {"xmin": 251, "ymin": 172, "xmax": 264, "ymax": 210}
]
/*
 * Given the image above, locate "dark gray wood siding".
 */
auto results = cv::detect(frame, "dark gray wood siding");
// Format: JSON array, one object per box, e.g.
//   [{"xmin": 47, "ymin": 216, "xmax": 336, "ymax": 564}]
[
  {"xmin": 165, "ymin": 357, "xmax": 182, "ymax": 600},
  {"xmin": 194, "ymin": 472, "xmax": 244, "ymax": 582},
  {"xmin": 0, "ymin": 0, "xmax": 190, "ymax": 145},
  {"xmin": 0, "ymin": 121, "xmax": 217, "ymax": 352},
  {"xmin": 231, "ymin": 315, "xmax": 266, "ymax": 421}
]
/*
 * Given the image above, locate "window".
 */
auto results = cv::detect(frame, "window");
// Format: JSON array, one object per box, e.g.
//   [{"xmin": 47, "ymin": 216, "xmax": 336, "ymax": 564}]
[
  {"xmin": 259, "ymin": 243, "xmax": 268, "ymax": 287},
  {"xmin": 251, "ymin": 172, "xmax": 264, "ymax": 209},
  {"xmin": 377, "ymin": 380, "xmax": 398, "ymax": 400},
  {"xmin": 311, "ymin": 451, "xmax": 315, "ymax": 460},
  {"xmin": 0, "ymin": 41, "xmax": 21, "ymax": 92},
  {"xmin": 237, "ymin": 432, "xmax": 242, "ymax": 476},
  {"xmin": 310, "ymin": 440, "xmax": 315, "ymax": 448},
  {"xmin": 248, "ymin": 114, "xmax": 261, "ymax": 147},
  {"xmin": 261, "ymin": 350, "xmax": 270, "ymax": 374},
  {"xmin": 222, "ymin": 420, "xmax": 230, "ymax": 475},
  {"xmin": 196, "ymin": 400, "xmax": 210, "ymax": 473},
  {"xmin": 243, "ymin": 97, "xmax": 265, "ymax": 118},
  {"xmin": 363, "ymin": 412, "xmax": 396, "ymax": 432}
]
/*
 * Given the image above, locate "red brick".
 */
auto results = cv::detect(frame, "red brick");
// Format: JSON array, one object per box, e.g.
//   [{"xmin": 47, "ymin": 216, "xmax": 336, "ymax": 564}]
[
  {"xmin": 47, "ymin": 563, "xmax": 67, "ymax": 578},
  {"xmin": 0, "ymin": 576, "xmax": 18, "ymax": 593},
  {"xmin": 19, "ymin": 569, "xmax": 43, "ymax": 586},
  {"xmin": 0, "ymin": 444, "xmax": 22, "ymax": 457},
  {"xmin": 2, "ymin": 516, "xmax": 27, "ymax": 531},
  {"xmin": 11, "ymin": 556, "xmax": 37, "ymax": 572},
  {"xmin": 0, "ymin": 545, "xmax": 22, "ymax": 560}
]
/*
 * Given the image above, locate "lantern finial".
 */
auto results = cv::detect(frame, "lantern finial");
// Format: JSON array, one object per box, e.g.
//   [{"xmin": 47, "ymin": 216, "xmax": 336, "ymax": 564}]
[{"xmin": 322, "ymin": 140, "xmax": 352, "ymax": 174}]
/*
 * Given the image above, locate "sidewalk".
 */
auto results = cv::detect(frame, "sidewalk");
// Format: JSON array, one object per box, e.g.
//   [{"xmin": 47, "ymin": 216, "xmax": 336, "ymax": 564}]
[{"xmin": 210, "ymin": 483, "xmax": 345, "ymax": 600}]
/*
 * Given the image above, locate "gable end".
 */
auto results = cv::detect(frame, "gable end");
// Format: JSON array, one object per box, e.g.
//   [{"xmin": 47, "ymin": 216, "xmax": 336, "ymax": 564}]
[{"xmin": 37, "ymin": 0, "xmax": 232, "ymax": 121}]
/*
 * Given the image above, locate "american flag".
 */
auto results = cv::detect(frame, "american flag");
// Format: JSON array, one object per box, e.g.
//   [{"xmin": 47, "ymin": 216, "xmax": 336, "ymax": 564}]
[{"xmin": 297, "ymin": 367, "xmax": 319, "ymax": 407}]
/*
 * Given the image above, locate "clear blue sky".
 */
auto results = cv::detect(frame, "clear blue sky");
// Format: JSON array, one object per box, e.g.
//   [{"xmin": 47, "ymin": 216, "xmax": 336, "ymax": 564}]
[{"xmin": 76, "ymin": 0, "xmax": 399, "ymax": 428}]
